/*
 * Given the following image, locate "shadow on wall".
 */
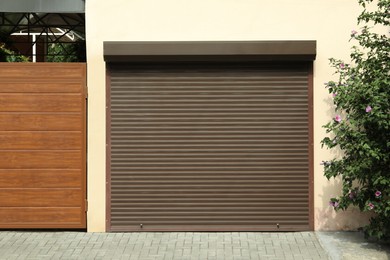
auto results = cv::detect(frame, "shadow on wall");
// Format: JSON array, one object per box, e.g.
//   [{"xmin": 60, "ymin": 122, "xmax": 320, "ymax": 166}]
[
  {"xmin": 317, "ymin": 176, "xmax": 373, "ymax": 230},
  {"xmin": 318, "ymin": 95, "xmax": 372, "ymax": 230}
]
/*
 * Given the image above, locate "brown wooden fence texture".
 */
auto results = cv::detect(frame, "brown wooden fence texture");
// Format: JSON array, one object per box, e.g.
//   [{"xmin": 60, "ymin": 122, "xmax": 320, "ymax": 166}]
[{"xmin": 0, "ymin": 63, "xmax": 86, "ymax": 229}]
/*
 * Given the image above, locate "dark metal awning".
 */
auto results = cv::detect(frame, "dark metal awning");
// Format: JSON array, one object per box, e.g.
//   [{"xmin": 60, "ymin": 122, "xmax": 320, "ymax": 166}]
[
  {"xmin": 104, "ymin": 41, "xmax": 317, "ymax": 63},
  {"xmin": 0, "ymin": 0, "xmax": 85, "ymax": 13}
]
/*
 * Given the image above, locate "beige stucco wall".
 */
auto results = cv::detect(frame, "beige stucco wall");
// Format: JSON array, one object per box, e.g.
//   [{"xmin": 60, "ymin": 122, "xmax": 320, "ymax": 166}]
[{"xmin": 86, "ymin": 0, "xmax": 377, "ymax": 232}]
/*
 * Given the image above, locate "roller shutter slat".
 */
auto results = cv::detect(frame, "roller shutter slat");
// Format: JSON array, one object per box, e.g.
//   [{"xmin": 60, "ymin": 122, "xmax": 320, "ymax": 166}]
[{"xmin": 109, "ymin": 64, "xmax": 309, "ymax": 231}]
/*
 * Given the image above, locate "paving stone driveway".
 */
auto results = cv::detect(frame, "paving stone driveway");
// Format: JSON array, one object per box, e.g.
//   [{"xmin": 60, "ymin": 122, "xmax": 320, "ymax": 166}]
[{"xmin": 0, "ymin": 232, "xmax": 328, "ymax": 260}]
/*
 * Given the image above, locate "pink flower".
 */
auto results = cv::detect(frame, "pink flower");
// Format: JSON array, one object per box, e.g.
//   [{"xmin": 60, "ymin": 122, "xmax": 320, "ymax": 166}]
[
  {"xmin": 368, "ymin": 202, "xmax": 374, "ymax": 210},
  {"xmin": 365, "ymin": 105, "xmax": 372, "ymax": 113},
  {"xmin": 375, "ymin": 191, "xmax": 381, "ymax": 197},
  {"xmin": 332, "ymin": 92, "xmax": 337, "ymax": 97},
  {"xmin": 334, "ymin": 115, "xmax": 342, "ymax": 123},
  {"xmin": 320, "ymin": 161, "xmax": 330, "ymax": 166},
  {"xmin": 329, "ymin": 200, "xmax": 339, "ymax": 208},
  {"xmin": 340, "ymin": 63, "xmax": 345, "ymax": 69},
  {"xmin": 351, "ymin": 30, "xmax": 358, "ymax": 36}
]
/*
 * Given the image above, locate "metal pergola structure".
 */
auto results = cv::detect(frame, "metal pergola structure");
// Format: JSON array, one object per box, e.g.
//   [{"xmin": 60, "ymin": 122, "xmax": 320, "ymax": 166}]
[
  {"xmin": 0, "ymin": 0, "xmax": 85, "ymax": 62},
  {"xmin": 1, "ymin": 13, "xmax": 85, "ymax": 38}
]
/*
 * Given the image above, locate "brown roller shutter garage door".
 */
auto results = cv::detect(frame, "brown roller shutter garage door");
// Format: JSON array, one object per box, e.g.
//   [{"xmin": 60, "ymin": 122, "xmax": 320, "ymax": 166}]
[{"xmin": 106, "ymin": 41, "xmax": 314, "ymax": 232}]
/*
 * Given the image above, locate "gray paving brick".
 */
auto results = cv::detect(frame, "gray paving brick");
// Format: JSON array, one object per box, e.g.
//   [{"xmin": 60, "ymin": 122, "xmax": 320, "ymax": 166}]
[{"xmin": 0, "ymin": 231, "xmax": 333, "ymax": 260}]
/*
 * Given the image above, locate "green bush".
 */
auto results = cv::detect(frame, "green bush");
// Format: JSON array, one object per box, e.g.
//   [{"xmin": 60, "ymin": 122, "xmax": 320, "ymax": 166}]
[
  {"xmin": 0, "ymin": 43, "xmax": 29, "ymax": 62},
  {"xmin": 321, "ymin": 0, "xmax": 390, "ymax": 241},
  {"xmin": 46, "ymin": 41, "xmax": 86, "ymax": 62}
]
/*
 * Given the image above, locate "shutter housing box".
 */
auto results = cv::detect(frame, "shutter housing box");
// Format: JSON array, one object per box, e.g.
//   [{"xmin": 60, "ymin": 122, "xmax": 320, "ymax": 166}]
[{"xmin": 104, "ymin": 41, "xmax": 316, "ymax": 63}]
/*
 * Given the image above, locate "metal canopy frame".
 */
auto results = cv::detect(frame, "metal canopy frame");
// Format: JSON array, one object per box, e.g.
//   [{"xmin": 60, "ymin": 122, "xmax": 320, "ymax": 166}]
[{"xmin": 0, "ymin": 12, "xmax": 85, "ymax": 62}]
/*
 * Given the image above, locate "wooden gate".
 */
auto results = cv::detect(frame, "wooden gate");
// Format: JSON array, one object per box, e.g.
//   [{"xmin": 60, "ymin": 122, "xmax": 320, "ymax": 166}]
[{"xmin": 0, "ymin": 63, "xmax": 86, "ymax": 229}]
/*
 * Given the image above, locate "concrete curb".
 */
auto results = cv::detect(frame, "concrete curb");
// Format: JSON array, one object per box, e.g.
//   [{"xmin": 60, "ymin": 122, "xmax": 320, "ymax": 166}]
[{"xmin": 316, "ymin": 231, "xmax": 390, "ymax": 260}]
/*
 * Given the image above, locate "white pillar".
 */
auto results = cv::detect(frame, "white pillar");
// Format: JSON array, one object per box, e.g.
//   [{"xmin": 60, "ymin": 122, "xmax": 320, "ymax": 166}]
[{"xmin": 32, "ymin": 34, "xmax": 36, "ymax": 62}]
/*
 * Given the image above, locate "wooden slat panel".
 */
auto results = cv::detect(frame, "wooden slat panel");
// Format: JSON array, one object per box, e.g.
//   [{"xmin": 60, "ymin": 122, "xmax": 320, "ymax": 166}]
[
  {"xmin": 109, "ymin": 64, "xmax": 310, "ymax": 231},
  {"xmin": 0, "ymin": 151, "xmax": 81, "ymax": 169},
  {"xmin": 0, "ymin": 132, "xmax": 82, "ymax": 150},
  {"xmin": 0, "ymin": 63, "xmax": 86, "ymax": 229},
  {"xmin": 0, "ymin": 170, "xmax": 81, "ymax": 188},
  {"xmin": 0, "ymin": 94, "xmax": 82, "ymax": 112},
  {"xmin": 0, "ymin": 82, "xmax": 82, "ymax": 93},
  {"xmin": 0, "ymin": 189, "xmax": 82, "ymax": 207},
  {"xmin": 0, "ymin": 114, "xmax": 82, "ymax": 131},
  {"xmin": 0, "ymin": 63, "xmax": 85, "ymax": 78},
  {"xmin": 0, "ymin": 208, "xmax": 83, "ymax": 226}
]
